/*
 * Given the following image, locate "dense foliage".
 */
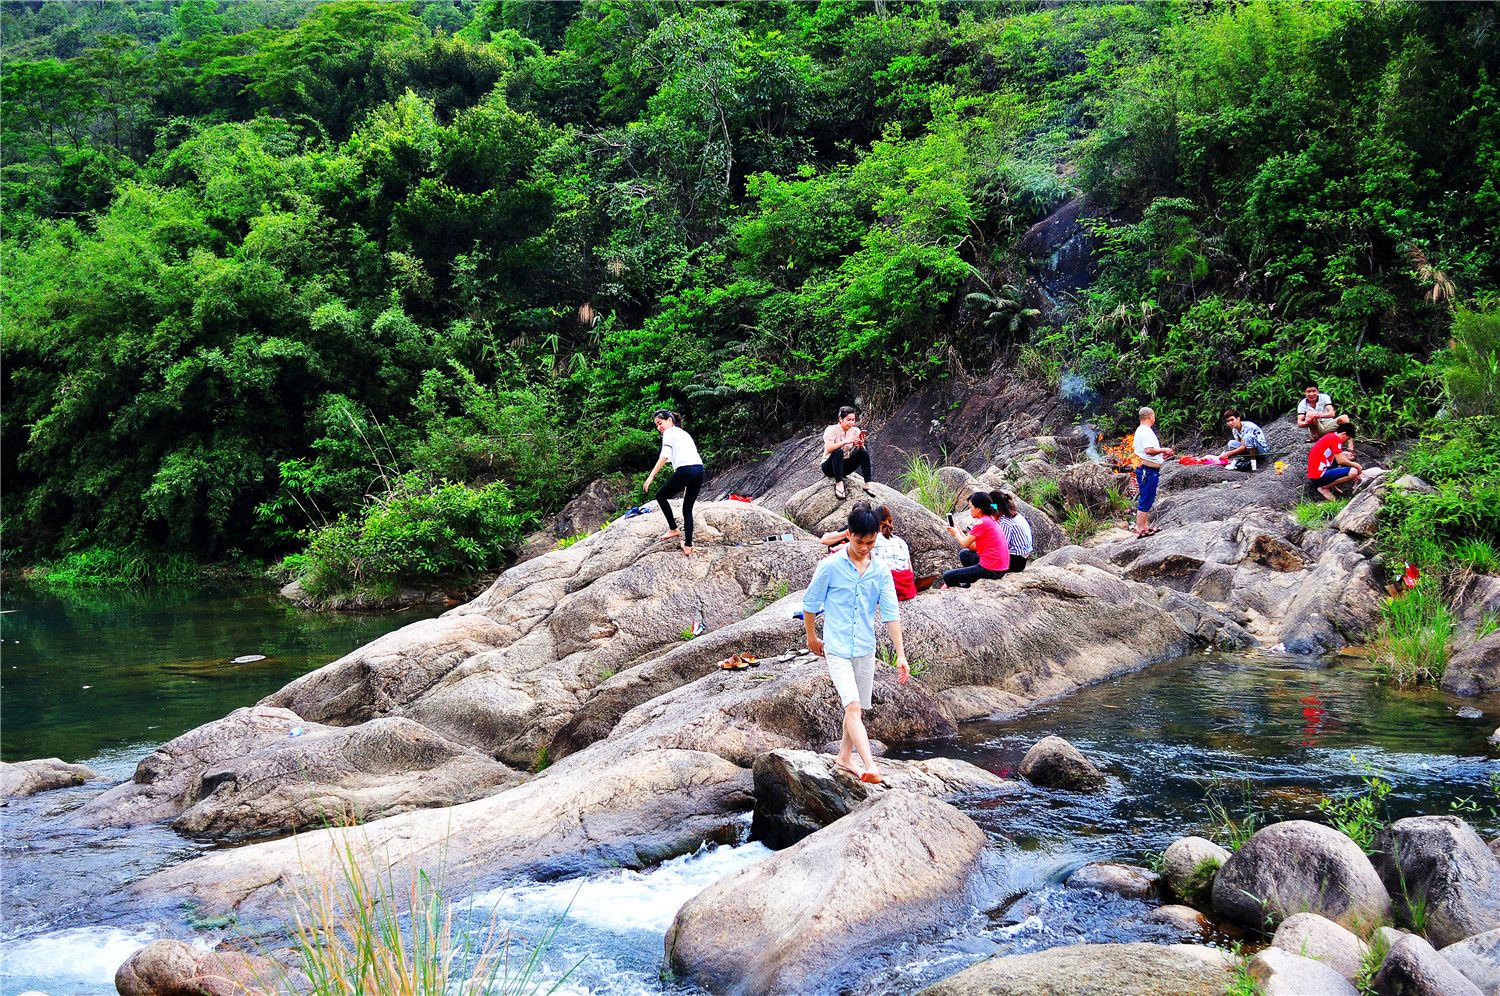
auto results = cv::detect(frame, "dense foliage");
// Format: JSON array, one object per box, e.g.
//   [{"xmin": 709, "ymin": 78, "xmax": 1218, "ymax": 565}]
[{"xmin": 3, "ymin": 0, "xmax": 1497, "ymax": 592}]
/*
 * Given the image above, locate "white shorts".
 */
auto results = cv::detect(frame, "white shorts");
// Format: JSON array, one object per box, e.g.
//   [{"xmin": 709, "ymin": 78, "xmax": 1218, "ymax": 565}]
[{"xmin": 827, "ymin": 654, "xmax": 876, "ymax": 710}]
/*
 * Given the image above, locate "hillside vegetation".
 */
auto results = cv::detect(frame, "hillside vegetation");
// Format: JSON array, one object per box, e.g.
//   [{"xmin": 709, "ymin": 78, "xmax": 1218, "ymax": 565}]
[{"xmin": 2, "ymin": 0, "xmax": 1496, "ymax": 595}]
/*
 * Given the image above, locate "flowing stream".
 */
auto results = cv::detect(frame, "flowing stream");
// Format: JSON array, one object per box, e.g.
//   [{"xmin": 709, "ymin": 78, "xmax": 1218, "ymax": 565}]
[{"xmin": 2, "ymin": 585, "xmax": 1497, "ymax": 995}]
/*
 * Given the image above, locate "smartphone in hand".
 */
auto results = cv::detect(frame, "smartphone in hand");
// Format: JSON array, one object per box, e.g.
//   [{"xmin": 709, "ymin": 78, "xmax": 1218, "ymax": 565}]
[{"xmin": 946, "ymin": 513, "xmax": 954, "ymax": 526}]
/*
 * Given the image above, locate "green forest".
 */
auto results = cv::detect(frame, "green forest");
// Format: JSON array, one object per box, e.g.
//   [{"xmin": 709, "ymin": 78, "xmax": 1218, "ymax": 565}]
[{"xmin": 3, "ymin": 0, "xmax": 1498, "ymax": 598}]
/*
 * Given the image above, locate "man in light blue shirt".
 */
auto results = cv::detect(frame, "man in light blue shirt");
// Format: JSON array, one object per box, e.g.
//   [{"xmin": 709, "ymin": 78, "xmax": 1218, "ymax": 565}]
[
  {"xmin": 1220, "ymin": 408, "xmax": 1269, "ymax": 462},
  {"xmin": 803, "ymin": 503, "xmax": 909, "ymax": 784}
]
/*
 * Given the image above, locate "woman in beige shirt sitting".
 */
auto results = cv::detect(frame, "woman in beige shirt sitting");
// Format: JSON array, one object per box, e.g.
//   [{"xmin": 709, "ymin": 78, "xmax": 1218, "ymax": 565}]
[{"xmin": 820, "ymin": 406, "xmax": 874, "ymax": 500}]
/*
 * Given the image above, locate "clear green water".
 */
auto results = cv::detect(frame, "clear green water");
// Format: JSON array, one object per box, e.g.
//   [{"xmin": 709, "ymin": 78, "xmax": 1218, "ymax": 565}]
[{"xmin": 0, "ymin": 583, "xmax": 447, "ymax": 763}]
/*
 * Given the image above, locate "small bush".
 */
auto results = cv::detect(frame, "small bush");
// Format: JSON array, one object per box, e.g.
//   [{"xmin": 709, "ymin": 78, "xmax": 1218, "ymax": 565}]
[
  {"xmin": 35, "ymin": 546, "xmax": 200, "ymax": 587},
  {"xmin": 1202, "ymin": 778, "xmax": 1263, "ymax": 851},
  {"xmin": 1019, "ymin": 477, "xmax": 1062, "ymax": 510},
  {"xmin": 286, "ymin": 475, "xmax": 531, "ymax": 599},
  {"xmin": 1295, "ymin": 498, "xmax": 1348, "ymax": 528},
  {"xmin": 1062, "ymin": 502, "xmax": 1100, "ymax": 541},
  {"xmin": 1449, "ymin": 538, "xmax": 1500, "ymax": 576},
  {"xmin": 1373, "ymin": 579, "xmax": 1454, "ymax": 687},
  {"xmin": 900, "ymin": 455, "xmax": 958, "ymax": 517},
  {"xmin": 1316, "ymin": 755, "xmax": 1394, "ymax": 853}
]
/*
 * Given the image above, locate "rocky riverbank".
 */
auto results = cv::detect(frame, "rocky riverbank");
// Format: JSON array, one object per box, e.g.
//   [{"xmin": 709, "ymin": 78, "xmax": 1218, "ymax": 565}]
[{"xmin": 10, "ymin": 406, "xmax": 1499, "ymax": 995}]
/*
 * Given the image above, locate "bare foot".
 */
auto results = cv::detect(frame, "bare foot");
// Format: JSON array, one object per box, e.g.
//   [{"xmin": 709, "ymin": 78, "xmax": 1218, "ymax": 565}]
[
  {"xmin": 660, "ymin": 529, "xmax": 681, "ymax": 541},
  {"xmin": 681, "ymin": 544, "xmax": 693, "ymax": 558},
  {"xmin": 1317, "ymin": 487, "xmax": 1335, "ymax": 500},
  {"xmin": 833, "ymin": 757, "xmax": 860, "ymax": 776},
  {"xmin": 859, "ymin": 771, "xmax": 883, "ymax": 785}
]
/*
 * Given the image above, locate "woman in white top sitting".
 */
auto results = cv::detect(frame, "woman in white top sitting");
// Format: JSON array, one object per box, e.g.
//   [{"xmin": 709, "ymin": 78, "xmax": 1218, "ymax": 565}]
[
  {"xmin": 642, "ymin": 409, "xmax": 705, "ymax": 558},
  {"xmin": 996, "ymin": 492, "xmax": 1034, "ymax": 572},
  {"xmin": 825, "ymin": 503, "xmax": 918, "ymax": 599}
]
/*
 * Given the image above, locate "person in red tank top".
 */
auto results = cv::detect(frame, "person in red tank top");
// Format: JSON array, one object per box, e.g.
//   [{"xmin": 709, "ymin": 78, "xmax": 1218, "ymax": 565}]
[{"xmin": 940, "ymin": 491, "xmax": 1010, "ymax": 588}]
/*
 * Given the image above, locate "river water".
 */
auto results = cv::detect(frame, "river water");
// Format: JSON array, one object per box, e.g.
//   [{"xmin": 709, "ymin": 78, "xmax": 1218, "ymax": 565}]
[{"xmin": 2, "ymin": 585, "xmax": 1497, "ymax": 995}]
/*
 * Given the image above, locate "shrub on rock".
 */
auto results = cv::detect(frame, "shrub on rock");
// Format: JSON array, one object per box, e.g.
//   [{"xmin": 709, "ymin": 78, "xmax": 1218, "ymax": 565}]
[{"xmin": 1162, "ymin": 835, "xmax": 1230, "ymax": 908}]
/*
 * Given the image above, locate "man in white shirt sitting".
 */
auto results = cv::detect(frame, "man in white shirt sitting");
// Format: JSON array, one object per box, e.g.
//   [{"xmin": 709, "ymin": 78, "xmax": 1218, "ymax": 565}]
[{"xmin": 1296, "ymin": 383, "xmax": 1350, "ymax": 441}]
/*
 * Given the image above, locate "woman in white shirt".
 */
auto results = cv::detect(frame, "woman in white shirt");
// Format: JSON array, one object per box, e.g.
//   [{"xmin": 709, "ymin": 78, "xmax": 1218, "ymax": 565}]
[
  {"xmin": 996, "ymin": 492, "xmax": 1034, "ymax": 571},
  {"xmin": 643, "ymin": 410, "xmax": 705, "ymax": 557}
]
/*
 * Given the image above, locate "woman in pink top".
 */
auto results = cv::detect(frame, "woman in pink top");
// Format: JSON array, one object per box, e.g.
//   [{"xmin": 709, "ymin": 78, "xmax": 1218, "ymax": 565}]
[
  {"xmin": 940, "ymin": 491, "xmax": 1010, "ymax": 588},
  {"xmin": 820, "ymin": 405, "xmax": 873, "ymax": 500}
]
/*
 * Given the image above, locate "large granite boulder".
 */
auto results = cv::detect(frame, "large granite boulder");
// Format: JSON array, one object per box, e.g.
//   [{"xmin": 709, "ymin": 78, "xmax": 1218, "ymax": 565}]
[
  {"xmin": 666, "ymin": 792, "xmax": 986, "ymax": 994},
  {"xmin": 265, "ymin": 504, "xmax": 826, "ymax": 768},
  {"xmin": 1373, "ymin": 933, "xmax": 1484, "ymax": 996},
  {"xmin": 1272, "ymin": 912, "xmax": 1369, "ymax": 981},
  {"xmin": 1057, "ymin": 461, "xmax": 1119, "ymax": 516},
  {"xmin": 1212, "ymin": 820, "xmax": 1392, "ymax": 931},
  {"xmin": 917, "ymin": 942, "xmax": 1235, "ymax": 995},
  {"xmin": 1372, "ymin": 816, "xmax": 1500, "ymax": 946},
  {"xmin": 115, "ymin": 939, "xmax": 291, "ymax": 996},
  {"xmin": 1250, "ymin": 947, "xmax": 1359, "ymax": 996},
  {"xmin": 0, "ymin": 757, "xmax": 95, "ymax": 798},
  {"xmin": 75, "ymin": 707, "xmax": 520, "ymax": 838},
  {"xmin": 782, "ymin": 478, "xmax": 960, "ymax": 577},
  {"xmin": 1439, "ymin": 928, "xmax": 1500, "ymax": 994},
  {"xmin": 750, "ymin": 748, "xmax": 1011, "ymax": 848},
  {"xmin": 1443, "ymin": 631, "xmax": 1500, "ymax": 698},
  {"xmin": 136, "ymin": 745, "xmax": 752, "ymax": 915},
  {"xmin": 1017, "ymin": 735, "xmax": 1106, "ymax": 791},
  {"xmin": 1161, "ymin": 835, "xmax": 1231, "ymax": 908}
]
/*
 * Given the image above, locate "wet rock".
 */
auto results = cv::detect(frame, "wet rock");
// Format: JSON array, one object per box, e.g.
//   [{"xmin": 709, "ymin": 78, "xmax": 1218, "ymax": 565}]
[
  {"xmin": 1017, "ymin": 735, "xmax": 1105, "ymax": 791},
  {"xmin": 136, "ymin": 746, "xmax": 752, "ymax": 915},
  {"xmin": 1440, "ymin": 928, "xmax": 1500, "ymax": 994},
  {"xmin": 750, "ymin": 748, "xmax": 1011, "ymax": 849},
  {"xmin": 1146, "ymin": 904, "xmax": 1212, "ymax": 935},
  {"xmin": 1250, "ymin": 947, "xmax": 1360, "ymax": 996},
  {"xmin": 1065, "ymin": 862, "xmax": 1159, "ymax": 900},
  {"xmin": 917, "ymin": 942, "xmax": 1234, "ymax": 996},
  {"xmin": 1373, "ymin": 933, "xmax": 1484, "ymax": 996},
  {"xmin": 1442, "ymin": 631, "xmax": 1500, "ymax": 698},
  {"xmin": 667, "ymin": 792, "xmax": 986, "ymax": 995},
  {"xmin": 115, "ymin": 939, "xmax": 289, "ymax": 996},
  {"xmin": 1212, "ymin": 820, "xmax": 1392, "ymax": 931},
  {"xmin": 782, "ymin": 478, "xmax": 960, "ymax": 577},
  {"xmin": 1273, "ymin": 912, "xmax": 1369, "ymax": 981},
  {"xmin": 1372, "ymin": 815, "xmax": 1500, "ymax": 946},
  {"xmin": 1162, "ymin": 835, "xmax": 1230, "ymax": 908},
  {"xmin": 76, "ymin": 708, "xmax": 521, "ymax": 838},
  {"xmin": 0, "ymin": 757, "xmax": 95, "ymax": 798}
]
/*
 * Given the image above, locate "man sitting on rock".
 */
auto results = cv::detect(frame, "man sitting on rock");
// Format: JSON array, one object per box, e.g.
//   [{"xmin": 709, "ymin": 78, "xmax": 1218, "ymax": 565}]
[
  {"xmin": 1307, "ymin": 424, "xmax": 1362, "ymax": 500},
  {"xmin": 803, "ymin": 502, "xmax": 909, "ymax": 784},
  {"xmin": 1296, "ymin": 383, "xmax": 1350, "ymax": 442},
  {"xmin": 1220, "ymin": 408, "xmax": 1269, "ymax": 465},
  {"xmin": 820, "ymin": 405, "xmax": 874, "ymax": 500}
]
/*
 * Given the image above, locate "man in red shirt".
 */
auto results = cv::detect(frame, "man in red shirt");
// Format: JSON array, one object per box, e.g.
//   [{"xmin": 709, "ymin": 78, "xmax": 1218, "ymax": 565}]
[{"xmin": 1307, "ymin": 424, "xmax": 1362, "ymax": 500}]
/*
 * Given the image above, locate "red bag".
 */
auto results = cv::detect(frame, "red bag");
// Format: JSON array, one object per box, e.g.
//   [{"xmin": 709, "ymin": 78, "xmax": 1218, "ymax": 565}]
[{"xmin": 891, "ymin": 568, "xmax": 917, "ymax": 601}]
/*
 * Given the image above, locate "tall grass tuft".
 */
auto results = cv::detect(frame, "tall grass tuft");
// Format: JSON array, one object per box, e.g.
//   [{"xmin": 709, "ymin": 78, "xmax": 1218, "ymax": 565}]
[
  {"xmin": 1062, "ymin": 503, "xmax": 1100, "ymax": 541},
  {"xmin": 34, "ymin": 546, "xmax": 200, "ymax": 587},
  {"xmin": 1373, "ymin": 579, "xmax": 1454, "ymax": 687},
  {"xmin": 271, "ymin": 835, "xmax": 579, "ymax": 995},
  {"xmin": 899, "ymin": 454, "xmax": 957, "ymax": 517},
  {"xmin": 1294, "ymin": 498, "xmax": 1348, "ymax": 528}
]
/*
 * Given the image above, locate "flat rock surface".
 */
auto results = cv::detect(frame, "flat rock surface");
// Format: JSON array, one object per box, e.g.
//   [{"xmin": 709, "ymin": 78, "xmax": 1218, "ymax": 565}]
[
  {"xmin": 917, "ymin": 942, "xmax": 1234, "ymax": 995},
  {"xmin": 0, "ymin": 757, "xmax": 95, "ymax": 798}
]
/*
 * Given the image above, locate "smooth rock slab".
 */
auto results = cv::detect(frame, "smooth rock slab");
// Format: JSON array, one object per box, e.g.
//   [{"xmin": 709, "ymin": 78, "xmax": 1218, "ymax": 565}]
[
  {"xmin": 750, "ymin": 748, "xmax": 1011, "ymax": 849},
  {"xmin": 1250, "ymin": 947, "xmax": 1359, "ymax": 996},
  {"xmin": 0, "ymin": 757, "xmax": 95, "ymax": 798},
  {"xmin": 1017, "ymin": 735, "xmax": 1106, "ymax": 791},
  {"xmin": 1161, "ymin": 835, "xmax": 1229, "ymax": 908},
  {"xmin": 1272, "ymin": 911, "xmax": 1368, "ymax": 981},
  {"xmin": 1440, "ymin": 928, "xmax": 1500, "ymax": 995},
  {"xmin": 1212, "ymin": 820, "xmax": 1392, "ymax": 932},
  {"xmin": 1065, "ymin": 862, "xmax": 1159, "ymax": 900},
  {"xmin": 1373, "ymin": 933, "xmax": 1484, "ymax": 996},
  {"xmin": 1372, "ymin": 815, "xmax": 1500, "ymax": 947},
  {"xmin": 1443, "ymin": 631, "xmax": 1500, "ymax": 698},
  {"xmin": 667, "ymin": 792, "xmax": 986, "ymax": 994},
  {"xmin": 916, "ymin": 942, "xmax": 1235, "ymax": 996}
]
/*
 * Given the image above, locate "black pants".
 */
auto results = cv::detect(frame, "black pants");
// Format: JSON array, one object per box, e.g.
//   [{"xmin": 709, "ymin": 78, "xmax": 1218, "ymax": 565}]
[
  {"xmin": 1009, "ymin": 555, "xmax": 1027, "ymax": 573},
  {"xmin": 657, "ymin": 465, "xmax": 704, "ymax": 546},
  {"xmin": 942, "ymin": 548, "xmax": 1006, "ymax": 588},
  {"xmin": 821, "ymin": 447, "xmax": 873, "ymax": 483}
]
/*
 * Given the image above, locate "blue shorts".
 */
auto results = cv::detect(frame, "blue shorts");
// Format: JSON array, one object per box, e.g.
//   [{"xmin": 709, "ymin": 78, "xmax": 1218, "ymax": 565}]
[
  {"xmin": 1136, "ymin": 465, "xmax": 1161, "ymax": 512},
  {"xmin": 1310, "ymin": 467, "xmax": 1354, "ymax": 488}
]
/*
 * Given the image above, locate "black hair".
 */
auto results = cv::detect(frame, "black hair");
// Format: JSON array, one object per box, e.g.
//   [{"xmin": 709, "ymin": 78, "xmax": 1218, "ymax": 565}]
[
  {"xmin": 996, "ymin": 492, "xmax": 1020, "ymax": 518},
  {"xmin": 652, "ymin": 409, "xmax": 682, "ymax": 426},
  {"xmin": 875, "ymin": 504, "xmax": 895, "ymax": 538},
  {"xmin": 847, "ymin": 502, "xmax": 881, "ymax": 537},
  {"xmin": 837, "ymin": 405, "xmax": 857, "ymax": 419},
  {"xmin": 1338, "ymin": 423, "xmax": 1356, "ymax": 439},
  {"xmin": 969, "ymin": 490, "xmax": 1001, "ymax": 517},
  {"xmin": 1223, "ymin": 408, "xmax": 1240, "ymax": 421}
]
